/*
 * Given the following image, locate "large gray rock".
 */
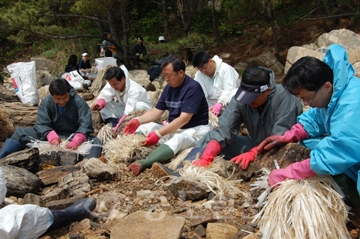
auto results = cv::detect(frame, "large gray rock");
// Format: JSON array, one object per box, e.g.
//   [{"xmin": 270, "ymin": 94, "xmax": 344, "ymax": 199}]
[
  {"xmin": 0, "ymin": 148, "xmax": 40, "ymax": 174},
  {"xmin": 246, "ymin": 51, "xmax": 284, "ymax": 74},
  {"xmin": 36, "ymin": 69, "xmax": 54, "ymax": 88},
  {"xmin": 82, "ymin": 158, "xmax": 117, "ymax": 181},
  {"xmin": 110, "ymin": 211, "xmax": 185, "ymax": 239},
  {"xmin": 1, "ymin": 165, "xmax": 41, "ymax": 197}
]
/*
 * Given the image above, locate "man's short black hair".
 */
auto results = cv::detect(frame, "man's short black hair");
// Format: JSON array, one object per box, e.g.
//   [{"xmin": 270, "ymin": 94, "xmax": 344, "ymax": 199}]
[
  {"xmin": 138, "ymin": 36, "xmax": 144, "ymax": 42},
  {"xmin": 193, "ymin": 51, "xmax": 210, "ymax": 68},
  {"xmin": 283, "ymin": 56, "xmax": 333, "ymax": 94},
  {"xmin": 49, "ymin": 79, "xmax": 71, "ymax": 95},
  {"xmin": 105, "ymin": 67, "xmax": 125, "ymax": 81},
  {"xmin": 161, "ymin": 55, "xmax": 185, "ymax": 72},
  {"xmin": 242, "ymin": 66, "xmax": 271, "ymax": 86}
]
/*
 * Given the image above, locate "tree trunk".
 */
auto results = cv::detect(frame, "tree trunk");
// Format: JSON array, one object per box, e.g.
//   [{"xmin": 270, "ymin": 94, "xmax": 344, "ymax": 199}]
[
  {"xmin": 107, "ymin": 8, "xmax": 124, "ymax": 61},
  {"xmin": 162, "ymin": 0, "xmax": 171, "ymax": 42},
  {"xmin": 211, "ymin": 0, "xmax": 222, "ymax": 46},
  {"xmin": 266, "ymin": 2, "xmax": 279, "ymax": 60}
]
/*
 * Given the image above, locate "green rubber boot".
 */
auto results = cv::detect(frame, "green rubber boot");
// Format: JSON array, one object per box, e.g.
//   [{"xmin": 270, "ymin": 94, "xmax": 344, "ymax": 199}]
[{"xmin": 128, "ymin": 144, "xmax": 174, "ymax": 176}]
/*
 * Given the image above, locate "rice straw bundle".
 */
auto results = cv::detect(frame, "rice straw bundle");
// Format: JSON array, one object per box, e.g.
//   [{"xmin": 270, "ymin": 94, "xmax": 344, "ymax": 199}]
[
  {"xmin": 209, "ymin": 112, "xmax": 219, "ymax": 129},
  {"xmin": 97, "ymin": 124, "xmax": 114, "ymax": 144},
  {"xmin": 102, "ymin": 134, "xmax": 153, "ymax": 164},
  {"xmin": 252, "ymin": 175, "xmax": 350, "ymax": 239},
  {"xmin": 166, "ymin": 147, "xmax": 194, "ymax": 170},
  {"xmin": 178, "ymin": 158, "xmax": 246, "ymax": 199},
  {"xmin": 90, "ymin": 65, "xmax": 113, "ymax": 95},
  {"xmin": 27, "ymin": 138, "xmax": 94, "ymax": 155},
  {"xmin": 250, "ymin": 168, "xmax": 272, "ymax": 208}
]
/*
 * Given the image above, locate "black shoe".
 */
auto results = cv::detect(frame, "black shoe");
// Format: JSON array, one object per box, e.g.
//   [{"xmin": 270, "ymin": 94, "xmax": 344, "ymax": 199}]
[{"xmin": 151, "ymin": 162, "xmax": 180, "ymax": 178}]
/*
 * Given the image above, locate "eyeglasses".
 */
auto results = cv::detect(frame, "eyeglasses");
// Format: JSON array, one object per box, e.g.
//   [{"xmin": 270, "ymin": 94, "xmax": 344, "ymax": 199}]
[
  {"xmin": 299, "ymin": 89, "xmax": 319, "ymax": 106},
  {"xmin": 198, "ymin": 63, "xmax": 209, "ymax": 72}
]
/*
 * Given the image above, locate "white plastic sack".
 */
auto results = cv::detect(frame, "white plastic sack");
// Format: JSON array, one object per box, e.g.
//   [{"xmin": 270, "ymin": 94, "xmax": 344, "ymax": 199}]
[
  {"xmin": 7, "ymin": 61, "xmax": 39, "ymax": 106},
  {"xmin": 0, "ymin": 204, "xmax": 53, "ymax": 239},
  {"xmin": 63, "ymin": 70, "xmax": 84, "ymax": 90},
  {"xmin": 95, "ymin": 57, "xmax": 117, "ymax": 71},
  {"xmin": 0, "ymin": 168, "xmax": 7, "ymax": 204}
]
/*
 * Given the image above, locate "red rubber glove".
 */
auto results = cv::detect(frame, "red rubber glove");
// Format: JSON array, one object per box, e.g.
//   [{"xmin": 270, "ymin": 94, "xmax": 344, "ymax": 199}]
[
  {"xmin": 65, "ymin": 133, "xmax": 87, "ymax": 150},
  {"xmin": 257, "ymin": 123, "xmax": 309, "ymax": 153},
  {"xmin": 112, "ymin": 114, "xmax": 127, "ymax": 135},
  {"xmin": 192, "ymin": 140, "xmax": 222, "ymax": 167},
  {"xmin": 209, "ymin": 103, "xmax": 223, "ymax": 117},
  {"xmin": 268, "ymin": 158, "xmax": 317, "ymax": 187},
  {"xmin": 91, "ymin": 99, "xmax": 106, "ymax": 111},
  {"xmin": 47, "ymin": 130, "xmax": 61, "ymax": 146},
  {"xmin": 122, "ymin": 118, "xmax": 141, "ymax": 135},
  {"xmin": 230, "ymin": 147, "xmax": 257, "ymax": 170},
  {"xmin": 142, "ymin": 130, "xmax": 161, "ymax": 146}
]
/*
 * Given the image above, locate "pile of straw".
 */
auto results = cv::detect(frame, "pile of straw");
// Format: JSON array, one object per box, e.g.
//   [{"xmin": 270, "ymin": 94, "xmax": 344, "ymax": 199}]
[
  {"xmin": 27, "ymin": 138, "xmax": 94, "ymax": 155},
  {"xmin": 252, "ymin": 173, "xmax": 350, "ymax": 239},
  {"xmin": 209, "ymin": 112, "xmax": 219, "ymax": 130},
  {"xmin": 178, "ymin": 158, "xmax": 246, "ymax": 199},
  {"xmin": 90, "ymin": 65, "xmax": 113, "ymax": 95},
  {"xmin": 102, "ymin": 134, "xmax": 153, "ymax": 164},
  {"xmin": 97, "ymin": 124, "xmax": 114, "ymax": 144},
  {"xmin": 166, "ymin": 147, "xmax": 194, "ymax": 170}
]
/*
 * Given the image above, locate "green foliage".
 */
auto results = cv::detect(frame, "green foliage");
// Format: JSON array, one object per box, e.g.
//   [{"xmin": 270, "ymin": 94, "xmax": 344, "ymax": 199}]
[
  {"xmin": 145, "ymin": 33, "xmax": 215, "ymax": 63},
  {"xmin": 192, "ymin": 6, "xmax": 213, "ymax": 34}
]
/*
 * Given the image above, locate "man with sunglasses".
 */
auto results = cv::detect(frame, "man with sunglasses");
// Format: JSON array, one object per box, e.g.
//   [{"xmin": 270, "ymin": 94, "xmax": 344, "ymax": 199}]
[
  {"xmin": 192, "ymin": 51, "xmax": 239, "ymax": 116},
  {"xmin": 257, "ymin": 44, "xmax": 360, "ymax": 224}
]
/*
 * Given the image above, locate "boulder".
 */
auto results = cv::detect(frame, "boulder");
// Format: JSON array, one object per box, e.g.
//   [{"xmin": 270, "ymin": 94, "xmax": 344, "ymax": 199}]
[
  {"xmin": 110, "ymin": 211, "xmax": 185, "ymax": 239},
  {"xmin": 1, "ymin": 165, "xmax": 41, "ymax": 197},
  {"xmin": 0, "ymin": 102, "xmax": 38, "ymax": 127},
  {"xmin": 246, "ymin": 51, "xmax": 284, "ymax": 74},
  {"xmin": 0, "ymin": 148, "xmax": 40, "ymax": 173}
]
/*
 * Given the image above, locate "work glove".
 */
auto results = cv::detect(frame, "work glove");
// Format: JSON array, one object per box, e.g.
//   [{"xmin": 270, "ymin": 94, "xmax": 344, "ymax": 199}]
[
  {"xmin": 91, "ymin": 99, "xmax": 106, "ymax": 111},
  {"xmin": 65, "ymin": 133, "xmax": 86, "ymax": 150},
  {"xmin": 47, "ymin": 130, "xmax": 61, "ymax": 146},
  {"xmin": 139, "ymin": 54, "xmax": 143, "ymax": 60},
  {"xmin": 257, "ymin": 123, "xmax": 309, "ymax": 153},
  {"xmin": 192, "ymin": 140, "xmax": 222, "ymax": 167},
  {"xmin": 122, "ymin": 118, "xmax": 141, "ymax": 135},
  {"xmin": 230, "ymin": 147, "xmax": 257, "ymax": 170},
  {"xmin": 112, "ymin": 114, "xmax": 127, "ymax": 135},
  {"xmin": 142, "ymin": 130, "xmax": 161, "ymax": 146},
  {"xmin": 268, "ymin": 158, "xmax": 317, "ymax": 187},
  {"xmin": 209, "ymin": 103, "xmax": 223, "ymax": 117}
]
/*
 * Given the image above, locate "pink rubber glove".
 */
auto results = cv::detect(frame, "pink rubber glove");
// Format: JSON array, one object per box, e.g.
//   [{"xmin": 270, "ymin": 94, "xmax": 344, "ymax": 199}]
[
  {"xmin": 268, "ymin": 158, "xmax": 317, "ymax": 187},
  {"xmin": 142, "ymin": 130, "xmax": 161, "ymax": 146},
  {"xmin": 230, "ymin": 147, "xmax": 257, "ymax": 170},
  {"xmin": 91, "ymin": 99, "xmax": 106, "ymax": 111},
  {"xmin": 192, "ymin": 140, "xmax": 222, "ymax": 167},
  {"xmin": 112, "ymin": 114, "xmax": 127, "ymax": 134},
  {"xmin": 47, "ymin": 130, "xmax": 61, "ymax": 146},
  {"xmin": 122, "ymin": 118, "xmax": 141, "ymax": 135},
  {"xmin": 257, "ymin": 123, "xmax": 309, "ymax": 153},
  {"xmin": 209, "ymin": 103, "xmax": 223, "ymax": 117},
  {"xmin": 65, "ymin": 133, "xmax": 87, "ymax": 150}
]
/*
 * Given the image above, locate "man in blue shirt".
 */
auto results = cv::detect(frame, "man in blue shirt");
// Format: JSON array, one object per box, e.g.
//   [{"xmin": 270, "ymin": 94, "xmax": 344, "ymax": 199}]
[{"xmin": 122, "ymin": 54, "xmax": 210, "ymax": 176}]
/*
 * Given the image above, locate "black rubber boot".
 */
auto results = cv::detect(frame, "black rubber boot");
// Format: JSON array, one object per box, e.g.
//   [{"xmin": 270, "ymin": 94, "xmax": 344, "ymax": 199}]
[
  {"xmin": 48, "ymin": 197, "xmax": 96, "ymax": 231},
  {"xmin": 151, "ymin": 162, "xmax": 180, "ymax": 178},
  {"xmin": 0, "ymin": 138, "xmax": 22, "ymax": 159},
  {"xmin": 83, "ymin": 146, "xmax": 102, "ymax": 160}
]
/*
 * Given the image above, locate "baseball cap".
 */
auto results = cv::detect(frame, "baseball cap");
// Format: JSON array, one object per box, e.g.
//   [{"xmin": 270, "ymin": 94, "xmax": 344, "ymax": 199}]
[
  {"xmin": 158, "ymin": 36, "xmax": 165, "ymax": 41},
  {"xmin": 82, "ymin": 53, "xmax": 89, "ymax": 57},
  {"xmin": 234, "ymin": 82, "xmax": 269, "ymax": 104}
]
